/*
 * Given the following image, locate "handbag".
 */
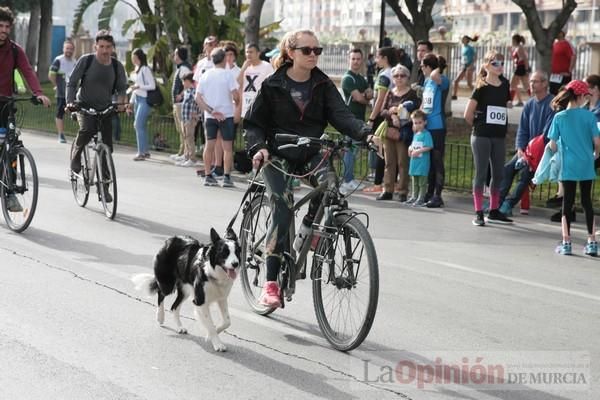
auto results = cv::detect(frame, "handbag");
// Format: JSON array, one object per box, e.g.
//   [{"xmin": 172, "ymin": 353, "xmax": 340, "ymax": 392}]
[{"xmin": 140, "ymin": 66, "xmax": 164, "ymax": 107}]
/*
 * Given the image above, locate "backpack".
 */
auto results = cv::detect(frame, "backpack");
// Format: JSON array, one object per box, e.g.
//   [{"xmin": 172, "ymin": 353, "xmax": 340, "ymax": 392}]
[
  {"xmin": 10, "ymin": 41, "xmax": 26, "ymax": 94},
  {"xmin": 80, "ymin": 54, "xmax": 120, "ymax": 94}
]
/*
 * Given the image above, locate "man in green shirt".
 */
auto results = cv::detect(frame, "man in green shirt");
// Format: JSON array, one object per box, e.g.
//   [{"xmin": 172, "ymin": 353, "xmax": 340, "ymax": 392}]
[{"xmin": 340, "ymin": 48, "xmax": 372, "ymax": 194}]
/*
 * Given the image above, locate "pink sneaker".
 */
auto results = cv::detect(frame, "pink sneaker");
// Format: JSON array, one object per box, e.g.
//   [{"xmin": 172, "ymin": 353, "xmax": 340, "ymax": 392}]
[{"xmin": 259, "ymin": 281, "xmax": 281, "ymax": 308}]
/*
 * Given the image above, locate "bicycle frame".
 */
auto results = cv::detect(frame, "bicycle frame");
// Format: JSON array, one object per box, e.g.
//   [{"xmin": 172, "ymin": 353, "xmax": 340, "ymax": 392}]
[
  {"xmin": 0, "ymin": 98, "xmax": 32, "ymax": 193},
  {"xmin": 246, "ymin": 142, "xmax": 370, "ymax": 303}
]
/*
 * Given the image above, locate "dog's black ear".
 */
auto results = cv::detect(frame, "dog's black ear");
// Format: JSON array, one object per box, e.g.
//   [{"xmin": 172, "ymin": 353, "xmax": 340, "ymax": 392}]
[
  {"xmin": 210, "ymin": 228, "xmax": 220, "ymax": 243},
  {"xmin": 225, "ymin": 227, "xmax": 237, "ymax": 241}
]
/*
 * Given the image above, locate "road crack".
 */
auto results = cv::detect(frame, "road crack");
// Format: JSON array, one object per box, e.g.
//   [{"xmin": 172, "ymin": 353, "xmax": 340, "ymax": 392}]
[{"xmin": 3, "ymin": 247, "xmax": 412, "ymax": 399}]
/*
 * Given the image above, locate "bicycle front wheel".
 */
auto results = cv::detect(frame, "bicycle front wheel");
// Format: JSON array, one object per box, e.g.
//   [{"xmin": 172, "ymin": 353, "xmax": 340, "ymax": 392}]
[
  {"xmin": 312, "ymin": 215, "xmax": 379, "ymax": 351},
  {"xmin": 97, "ymin": 144, "xmax": 117, "ymax": 219},
  {"xmin": 239, "ymin": 194, "xmax": 276, "ymax": 316},
  {"xmin": 1, "ymin": 147, "xmax": 39, "ymax": 233},
  {"xmin": 70, "ymin": 141, "xmax": 89, "ymax": 207}
]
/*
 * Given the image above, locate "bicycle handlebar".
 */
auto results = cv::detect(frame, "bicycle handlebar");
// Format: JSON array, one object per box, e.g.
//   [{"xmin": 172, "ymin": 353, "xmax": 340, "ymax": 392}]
[
  {"xmin": 274, "ymin": 133, "xmax": 377, "ymax": 153},
  {"xmin": 0, "ymin": 95, "xmax": 42, "ymax": 105}
]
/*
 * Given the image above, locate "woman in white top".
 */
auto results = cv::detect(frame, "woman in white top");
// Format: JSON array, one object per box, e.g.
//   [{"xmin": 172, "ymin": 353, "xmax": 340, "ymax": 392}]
[{"xmin": 129, "ymin": 48, "xmax": 156, "ymax": 161}]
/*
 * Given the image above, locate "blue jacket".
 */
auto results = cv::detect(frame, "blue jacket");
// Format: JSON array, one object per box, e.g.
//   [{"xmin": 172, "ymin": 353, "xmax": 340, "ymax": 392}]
[
  {"xmin": 532, "ymin": 144, "xmax": 560, "ymax": 185},
  {"xmin": 515, "ymin": 94, "xmax": 554, "ymax": 150}
]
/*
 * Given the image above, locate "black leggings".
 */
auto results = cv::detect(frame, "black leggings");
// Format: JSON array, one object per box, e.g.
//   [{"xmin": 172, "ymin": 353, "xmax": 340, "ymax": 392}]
[{"xmin": 562, "ymin": 180, "xmax": 595, "ymax": 235}]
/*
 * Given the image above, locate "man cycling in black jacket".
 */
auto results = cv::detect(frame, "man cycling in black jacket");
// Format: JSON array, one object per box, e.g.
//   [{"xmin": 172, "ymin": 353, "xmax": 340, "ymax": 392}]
[{"xmin": 244, "ymin": 29, "xmax": 372, "ymax": 308}]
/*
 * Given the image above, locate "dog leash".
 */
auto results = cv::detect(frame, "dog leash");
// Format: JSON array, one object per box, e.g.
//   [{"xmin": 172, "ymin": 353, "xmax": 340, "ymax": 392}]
[{"xmin": 225, "ymin": 164, "xmax": 264, "ymax": 234}]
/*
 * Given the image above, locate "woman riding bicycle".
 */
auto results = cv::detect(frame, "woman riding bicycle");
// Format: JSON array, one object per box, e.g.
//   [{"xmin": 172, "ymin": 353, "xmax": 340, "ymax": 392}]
[{"xmin": 244, "ymin": 29, "xmax": 372, "ymax": 308}]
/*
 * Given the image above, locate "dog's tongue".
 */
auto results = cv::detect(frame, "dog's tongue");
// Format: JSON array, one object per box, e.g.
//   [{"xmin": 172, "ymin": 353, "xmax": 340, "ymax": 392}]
[{"xmin": 227, "ymin": 269, "xmax": 237, "ymax": 280}]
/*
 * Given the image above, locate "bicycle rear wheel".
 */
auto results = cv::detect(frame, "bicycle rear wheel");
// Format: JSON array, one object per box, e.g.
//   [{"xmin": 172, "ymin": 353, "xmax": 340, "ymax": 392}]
[
  {"xmin": 1, "ymin": 147, "xmax": 39, "ymax": 233},
  {"xmin": 312, "ymin": 215, "xmax": 379, "ymax": 351},
  {"xmin": 70, "ymin": 141, "xmax": 90, "ymax": 207},
  {"xmin": 97, "ymin": 144, "xmax": 117, "ymax": 219},
  {"xmin": 239, "ymin": 193, "xmax": 277, "ymax": 316}
]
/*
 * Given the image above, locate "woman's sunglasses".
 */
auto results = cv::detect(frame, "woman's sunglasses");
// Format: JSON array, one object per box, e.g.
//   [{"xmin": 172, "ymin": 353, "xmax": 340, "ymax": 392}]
[
  {"xmin": 393, "ymin": 74, "xmax": 408, "ymax": 78},
  {"xmin": 293, "ymin": 46, "xmax": 324, "ymax": 56},
  {"xmin": 490, "ymin": 60, "xmax": 504, "ymax": 67}
]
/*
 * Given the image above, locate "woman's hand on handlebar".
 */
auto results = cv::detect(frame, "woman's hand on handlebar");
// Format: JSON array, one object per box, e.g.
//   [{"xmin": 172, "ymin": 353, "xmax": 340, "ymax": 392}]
[{"xmin": 252, "ymin": 148, "xmax": 270, "ymax": 170}]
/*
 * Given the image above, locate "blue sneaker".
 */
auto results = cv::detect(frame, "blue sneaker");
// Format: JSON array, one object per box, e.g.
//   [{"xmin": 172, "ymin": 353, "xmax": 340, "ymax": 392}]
[
  {"xmin": 555, "ymin": 241, "xmax": 572, "ymax": 255},
  {"xmin": 584, "ymin": 241, "xmax": 598, "ymax": 257},
  {"xmin": 499, "ymin": 200, "xmax": 513, "ymax": 217}
]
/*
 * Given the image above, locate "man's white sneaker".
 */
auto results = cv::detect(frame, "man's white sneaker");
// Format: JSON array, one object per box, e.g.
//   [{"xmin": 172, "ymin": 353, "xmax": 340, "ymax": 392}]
[
  {"xmin": 349, "ymin": 179, "xmax": 366, "ymax": 190},
  {"xmin": 179, "ymin": 159, "xmax": 196, "ymax": 167},
  {"xmin": 170, "ymin": 154, "xmax": 185, "ymax": 162}
]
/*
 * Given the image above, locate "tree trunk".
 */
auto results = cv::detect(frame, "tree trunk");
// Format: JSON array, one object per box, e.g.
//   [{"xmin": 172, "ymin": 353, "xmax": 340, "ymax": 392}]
[
  {"xmin": 37, "ymin": 0, "xmax": 53, "ymax": 83},
  {"xmin": 385, "ymin": 0, "xmax": 435, "ymax": 80},
  {"xmin": 244, "ymin": 0, "xmax": 265, "ymax": 47},
  {"xmin": 25, "ymin": 1, "xmax": 41, "ymax": 69}
]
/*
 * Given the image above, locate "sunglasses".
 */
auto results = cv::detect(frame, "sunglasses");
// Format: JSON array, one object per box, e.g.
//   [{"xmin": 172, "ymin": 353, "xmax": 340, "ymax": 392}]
[
  {"xmin": 293, "ymin": 46, "xmax": 323, "ymax": 56},
  {"xmin": 393, "ymin": 74, "xmax": 408, "ymax": 78},
  {"xmin": 490, "ymin": 60, "xmax": 504, "ymax": 67}
]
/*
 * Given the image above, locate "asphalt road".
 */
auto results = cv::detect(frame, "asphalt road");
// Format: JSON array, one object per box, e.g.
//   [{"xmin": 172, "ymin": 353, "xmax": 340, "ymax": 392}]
[{"xmin": 0, "ymin": 131, "xmax": 598, "ymax": 400}]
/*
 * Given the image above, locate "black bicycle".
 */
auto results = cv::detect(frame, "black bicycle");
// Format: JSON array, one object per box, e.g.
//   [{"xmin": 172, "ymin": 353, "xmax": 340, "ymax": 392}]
[
  {"xmin": 69, "ymin": 104, "xmax": 119, "ymax": 219},
  {"xmin": 238, "ymin": 134, "xmax": 379, "ymax": 351},
  {"xmin": 0, "ymin": 96, "xmax": 41, "ymax": 233}
]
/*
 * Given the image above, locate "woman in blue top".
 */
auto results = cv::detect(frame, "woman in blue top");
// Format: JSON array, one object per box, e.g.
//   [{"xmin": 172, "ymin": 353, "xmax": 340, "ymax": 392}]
[
  {"xmin": 420, "ymin": 53, "xmax": 449, "ymax": 208},
  {"xmin": 452, "ymin": 35, "xmax": 478, "ymax": 100},
  {"xmin": 548, "ymin": 80, "xmax": 600, "ymax": 256}
]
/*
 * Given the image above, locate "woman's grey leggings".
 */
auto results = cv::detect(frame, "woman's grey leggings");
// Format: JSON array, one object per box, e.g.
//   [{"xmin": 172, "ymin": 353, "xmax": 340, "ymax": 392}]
[{"xmin": 470, "ymin": 135, "xmax": 506, "ymax": 191}]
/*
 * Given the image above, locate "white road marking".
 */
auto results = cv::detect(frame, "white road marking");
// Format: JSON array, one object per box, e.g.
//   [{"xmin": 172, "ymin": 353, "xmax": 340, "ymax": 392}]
[{"xmin": 415, "ymin": 257, "xmax": 600, "ymax": 303}]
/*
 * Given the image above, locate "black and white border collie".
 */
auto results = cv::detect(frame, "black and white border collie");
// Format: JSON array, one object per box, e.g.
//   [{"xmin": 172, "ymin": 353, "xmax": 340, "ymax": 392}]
[{"xmin": 132, "ymin": 228, "xmax": 240, "ymax": 352}]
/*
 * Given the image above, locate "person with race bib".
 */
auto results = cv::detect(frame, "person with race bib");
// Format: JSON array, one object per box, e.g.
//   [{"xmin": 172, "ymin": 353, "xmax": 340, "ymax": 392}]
[
  {"xmin": 549, "ymin": 30, "xmax": 575, "ymax": 95},
  {"xmin": 464, "ymin": 50, "xmax": 513, "ymax": 226},
  {"xmin": 420, "ymin": 53, "xmax": 449, "ymax": 208},
  {"xmin": 244, "ymin": 30, "xmax": 372, "ymax": 309}
]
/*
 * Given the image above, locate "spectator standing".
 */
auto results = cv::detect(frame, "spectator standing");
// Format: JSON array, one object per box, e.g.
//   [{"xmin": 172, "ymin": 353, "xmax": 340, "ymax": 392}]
[
  {"xmin": 464, "ymin": 50, "xmax": 513, "ymax": 226},
  {"xmin": 549, "ymin": 30, "xmax": 575, "ymax": 95},
  {"xmin": 510, "ymin": 34, "xmax": 530, "ymax": 106},
  {"xmin": 415, "ymin": 40, "xmax": 433, "ymax": 87},
  {"xmin": 196, "ymin": 48, "xmax": 241, "ymax": 188},
  {"xmin": 547, "ymin": 80, "xmax": 600, "ymax": 256},
  {"xmin": 238, "ymin": 43, "xmax": 274, "ymax": 117},
  {"xmin": 193, "ymin": 36, "xmax": 218, "ymax": 82},
  {"xmin": 177, "ymin": 73, "xmax": 200, "ymax": 167},
  {"xmin": 499, "ymin": 71, "xmax": 554, "ymax": 216},
  {"xmin": 364, "ymin": 46, "xmax": 397, "ymax": 194},
  {"xmin": 169, "ymin": 47, "xmax": 192, "ymax": 162},
  {"xmin": 376, "ymin": 64, "xmax": 420, "ymax": 201},
  {"xmin": 340, "ymin": 48, "xmax": 373, "ymax": 195},
  {"xmin": 128, "ymin": 48, "xmax": 155, "ymax": 161},
  {"xmin": 397, "ymin": 48, "xmax": 413, "ymax": 73},
  {"xmin": 406, "ymin": 110, "xmax": 433, "ymax": 206},
  {"xmin": 451, "ymin": 35, "xmax": 477, "ymax": 100},
  {"xmin": 586, "ymin": 74, "xmax": 600, "ymax": 123},
  {"xmin": 49, "ymin": 39, "xmax": 76, "ymax": 144},
  {"xmin": 420, "ymin": 54, "xmax": 449, "ymax": 208}
]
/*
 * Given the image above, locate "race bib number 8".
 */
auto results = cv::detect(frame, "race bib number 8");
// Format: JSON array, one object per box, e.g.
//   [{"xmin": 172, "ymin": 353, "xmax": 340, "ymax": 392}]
[
  {"xmin": 422, "ymin": 88, "xmax": 434, "ymax": 113},
  {"xmin": 486, "ymin": 106, "xmax": 507, "ymax": 125}
]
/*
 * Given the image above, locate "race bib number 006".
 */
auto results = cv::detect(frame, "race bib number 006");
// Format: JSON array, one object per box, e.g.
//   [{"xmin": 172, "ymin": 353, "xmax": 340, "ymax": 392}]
[{"xmin": 486, "ymin": 106, "xmax": 507, "ymax": 125}]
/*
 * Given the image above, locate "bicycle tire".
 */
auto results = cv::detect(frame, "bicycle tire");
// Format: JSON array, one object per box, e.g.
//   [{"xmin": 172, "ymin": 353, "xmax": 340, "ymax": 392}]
[
  {"xmin": 312, "ymin": 215, "xmax": 379, "ymax": 351},
  {"xmin": 97, "ymin": 144, "xmax": 117, "ymax": 219},
  {"xmin": 70, "ymin": 141, "xmax": 90, "ymax": 207},
  {"xmin": 239, "ymin": 194, "xmax": 277, "ymax": 316},
  {"xmin": 0, "ymin": 147, "xmax": 39, "ymax": 233}
]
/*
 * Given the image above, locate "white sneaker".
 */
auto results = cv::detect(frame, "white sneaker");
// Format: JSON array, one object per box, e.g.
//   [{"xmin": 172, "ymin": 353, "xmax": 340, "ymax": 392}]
[
  {"xmin": 348, "ymin": 179, "xmax": 366, "ymax": 190},
  {"xmin": 339, "ymin": 182, "xmax": 353, "ymax": 195},
  {"xmin": 179, "ymin": 159, "xmax": 196, "ymax": 167},
  {"xmin": 169, "ymin": 154, "xmax": 184, "ymax": 161}
]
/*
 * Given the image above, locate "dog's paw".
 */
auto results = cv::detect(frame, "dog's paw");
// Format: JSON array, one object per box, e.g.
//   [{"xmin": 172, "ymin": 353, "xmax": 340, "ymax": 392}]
[
  {"xmin": 156, "ymin": 310, "xmax": 165, "ymax": 325},
  {"xmin": 213, "ymin": 342, "xmax": 227, "ymax": 352},
  {"xmin": 177, "ymin": 327, "xmax": 188, "ymax": 334}
]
